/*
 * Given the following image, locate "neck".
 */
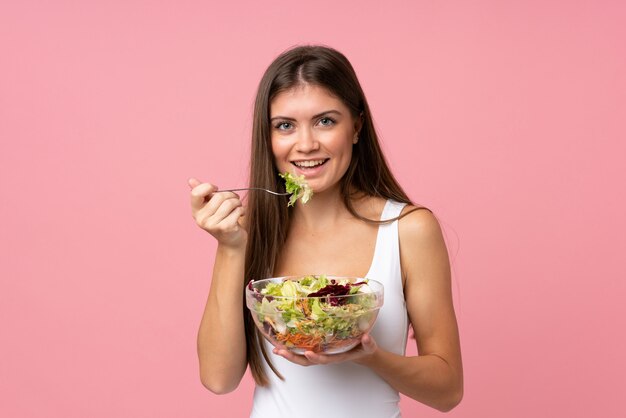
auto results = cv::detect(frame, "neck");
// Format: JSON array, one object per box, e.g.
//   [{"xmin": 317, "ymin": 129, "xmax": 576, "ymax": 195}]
[{"xmin": 290, "ymin": 185, "xmax": 351, "ymax": 232}]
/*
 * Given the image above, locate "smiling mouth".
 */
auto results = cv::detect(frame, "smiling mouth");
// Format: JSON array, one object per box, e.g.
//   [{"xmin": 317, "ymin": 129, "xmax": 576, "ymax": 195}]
[{"xmin": 291, "ymin": 159, "xmax": 329, "ymax": 169}]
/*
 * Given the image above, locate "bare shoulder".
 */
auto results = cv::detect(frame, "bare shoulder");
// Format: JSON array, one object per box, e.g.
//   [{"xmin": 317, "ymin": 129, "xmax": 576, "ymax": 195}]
[
  {"xmin": 397, "ymin": 205, "xmax": 450, "ymax": 284},
  {"xmin": 398, "ymin": 205, "xmax": 444, "ymax": 244}
]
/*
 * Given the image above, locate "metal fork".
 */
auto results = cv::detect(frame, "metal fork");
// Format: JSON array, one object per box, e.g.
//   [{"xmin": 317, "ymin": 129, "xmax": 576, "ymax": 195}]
[{"xmin": 215, "ymin": 187, "xmax": 290, "ymax": 196}]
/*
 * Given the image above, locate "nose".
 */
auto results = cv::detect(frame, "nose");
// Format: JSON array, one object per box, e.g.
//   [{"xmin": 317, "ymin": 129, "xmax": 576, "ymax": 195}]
[{"xmin": 294, "ymin": 128, "xmax": 319, "ymax": 153}]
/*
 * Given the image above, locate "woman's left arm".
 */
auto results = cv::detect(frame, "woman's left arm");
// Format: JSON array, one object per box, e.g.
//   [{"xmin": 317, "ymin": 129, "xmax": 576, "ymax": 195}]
[{"xmin": 357, "ymin": 208, "xmax": 463, "ymax": 411}]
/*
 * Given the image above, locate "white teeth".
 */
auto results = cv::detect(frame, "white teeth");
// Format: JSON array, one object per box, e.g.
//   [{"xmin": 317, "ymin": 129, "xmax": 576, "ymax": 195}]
[{"xmin": 294, "ymin": 159, "xmax": 325, "ymax": 168}]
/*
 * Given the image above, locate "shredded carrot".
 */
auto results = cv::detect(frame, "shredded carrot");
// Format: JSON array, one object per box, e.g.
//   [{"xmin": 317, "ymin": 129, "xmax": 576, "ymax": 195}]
[{"xmin": 275, "ymin": 331, "xmax": 324, "ymax": 351}]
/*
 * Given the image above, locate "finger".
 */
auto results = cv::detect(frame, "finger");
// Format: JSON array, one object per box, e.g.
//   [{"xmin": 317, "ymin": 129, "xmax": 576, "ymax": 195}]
[
  {"xmin": 214, "ymin": 206, "xmax": 245, "ymax": 232},
  {"xmin": 211, "ymin": 194, "xmax": 242, "ymax": 221},
  {"xmin": 273, "ymin": 348, "xmax": 312, "ymax": 366},
  {"xmin": 188, "ymin": 177, "xmax": 201, "ymax": 189},
  {"xmin": 303, "ymin": 351, "xmax": 326, "ymax": 364},
  {"xmin": 198, "ymin": 195, "xmax": 241, "ymax": 227},
  {"xmin": 190, "ymin": 182, "xmax": 218, "ymax": 212},
  {"xmin": 304, "ymin": 351, "xmax": 347, "ymax": 365},
  {"xmin": 197, "ymin": 191, "xmax": 239, "ymax": 219},
  {"xmin": 303, "ymin": 336, "xmax": 376, "ymax": 365},
  {"xmin": 361, "ymin": 333, "xmax": 377, "ymax": 353}
]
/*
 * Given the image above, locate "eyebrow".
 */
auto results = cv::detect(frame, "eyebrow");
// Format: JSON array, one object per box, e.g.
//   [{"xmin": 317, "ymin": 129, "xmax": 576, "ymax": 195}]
[{"xmin": 270, "ymin": 109, "xmax": 342, "ymax": 122}]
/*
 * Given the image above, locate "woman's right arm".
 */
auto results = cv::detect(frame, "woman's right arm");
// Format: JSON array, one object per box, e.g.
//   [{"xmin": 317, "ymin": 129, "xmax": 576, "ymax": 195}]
[{"xmin": 188, "ymin": 178, "xmax": 248, "ymax": 394}]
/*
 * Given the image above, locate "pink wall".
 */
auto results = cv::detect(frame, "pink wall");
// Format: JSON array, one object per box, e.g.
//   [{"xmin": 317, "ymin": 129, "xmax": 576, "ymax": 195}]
[{"xmin": 1, "ymin": 1, "xmax": 624, "ymax": 417}]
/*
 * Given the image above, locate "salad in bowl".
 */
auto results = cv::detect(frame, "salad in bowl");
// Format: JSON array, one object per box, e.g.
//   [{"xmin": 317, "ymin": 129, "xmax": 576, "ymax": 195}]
[{"xmin": 246, "ymin": 275, "xmax": 384, "ymax": 355}]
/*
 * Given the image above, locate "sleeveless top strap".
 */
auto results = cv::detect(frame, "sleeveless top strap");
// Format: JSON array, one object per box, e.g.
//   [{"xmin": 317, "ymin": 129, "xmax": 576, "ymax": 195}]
[{"xmin": 366, "ymin": 200, "xmax": 408, "ymax": 356}]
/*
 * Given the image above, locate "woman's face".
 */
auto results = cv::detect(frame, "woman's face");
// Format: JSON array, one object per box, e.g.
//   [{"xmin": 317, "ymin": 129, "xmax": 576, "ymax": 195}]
[{"xmin": 270, "ymin": 84, "xmax": 361, "ymax": 194}]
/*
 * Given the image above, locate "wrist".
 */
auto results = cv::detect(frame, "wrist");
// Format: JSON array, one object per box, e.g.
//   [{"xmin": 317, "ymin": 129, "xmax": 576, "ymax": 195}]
[
  {"xmin": 354, "ymin": 344, "xmax": 382, "ymax": 367},
  {"xmin": 216, "ymin": 242, "xmax": 247, "ymax": 260}
]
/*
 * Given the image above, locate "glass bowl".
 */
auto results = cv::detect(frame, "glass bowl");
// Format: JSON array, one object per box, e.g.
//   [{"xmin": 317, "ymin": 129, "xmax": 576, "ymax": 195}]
[{"xmin": 245, "ymin": 275, "xmax": 384, "ymax": 355}]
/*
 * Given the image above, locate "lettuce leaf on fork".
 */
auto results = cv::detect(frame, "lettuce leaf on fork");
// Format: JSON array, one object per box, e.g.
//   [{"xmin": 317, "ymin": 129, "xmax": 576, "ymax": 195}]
[{"xmin": 279, "ymin": 172, "xmax": 313, "ymax": 206}]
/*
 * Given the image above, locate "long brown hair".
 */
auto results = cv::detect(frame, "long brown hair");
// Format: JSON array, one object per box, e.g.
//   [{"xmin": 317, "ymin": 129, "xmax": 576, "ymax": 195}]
[{"xmin": 244, "ymin": 44, "xmax": 422, "ymax": 385}]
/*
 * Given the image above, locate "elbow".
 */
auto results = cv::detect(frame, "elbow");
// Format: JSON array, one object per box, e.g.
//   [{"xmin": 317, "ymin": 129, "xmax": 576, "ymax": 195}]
[
  {"xmin": 200, "ymin": 375, "xmax": 240, "ymax": 395},
  {"xmin": 197, "ymin": 359, "xmax": 246, "ymax": 395},
  {"xmin": 436, "ymin": 385, "xmax": 464, "ymax": 412}
]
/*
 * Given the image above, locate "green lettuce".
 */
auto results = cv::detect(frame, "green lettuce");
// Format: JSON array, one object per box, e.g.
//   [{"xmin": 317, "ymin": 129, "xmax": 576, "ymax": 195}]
[{"xmin": 279, "ymin": 172, "xmax": 313, "ymax": 206}]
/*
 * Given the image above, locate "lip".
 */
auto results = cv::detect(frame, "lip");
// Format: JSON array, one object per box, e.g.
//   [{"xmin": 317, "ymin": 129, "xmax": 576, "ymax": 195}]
[{"xmin": 290, "ymin": 158, "xmax": 329, "ymax": 176}]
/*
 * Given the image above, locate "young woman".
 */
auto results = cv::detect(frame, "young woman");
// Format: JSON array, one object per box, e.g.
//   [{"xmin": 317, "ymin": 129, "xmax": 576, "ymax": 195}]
[{"xmin": 188, "ymin": 45, "xmax": 463, "ymax": 417}]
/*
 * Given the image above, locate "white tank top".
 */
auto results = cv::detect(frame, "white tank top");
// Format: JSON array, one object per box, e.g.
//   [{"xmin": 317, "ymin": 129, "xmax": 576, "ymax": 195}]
[{"xmin": 250, "ymin": 200, "xmax": 409, "ymax": 418}]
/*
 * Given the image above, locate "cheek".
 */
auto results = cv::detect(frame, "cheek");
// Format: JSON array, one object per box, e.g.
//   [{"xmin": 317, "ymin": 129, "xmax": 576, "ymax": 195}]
[
  {"xmin": 270, "ymin": 139, "xmax": 291, "ymax": 167},
  {"xmin": 329, "ymin": 136, "xmax": 354, "ymax": 161},
  {"xmin": 270, "ymin": 138, "xmax": 284, "ymax": 158},
  {"xmin": 338, "ymin": 141, "xmax": 355, "ymax": 172},
  {"xmin": 340, "ymin": 147, "xmax": 353, "ymax": 168}
]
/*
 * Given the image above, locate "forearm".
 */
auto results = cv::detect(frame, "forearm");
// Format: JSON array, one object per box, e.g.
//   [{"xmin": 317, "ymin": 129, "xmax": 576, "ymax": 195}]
[
  {"xmin": 357, "ymin": 349, "xmax": 463, "ymax": 412},
  {"xmin": 197, "ymin": 245, "xmax": 247, "ymax": 394}
]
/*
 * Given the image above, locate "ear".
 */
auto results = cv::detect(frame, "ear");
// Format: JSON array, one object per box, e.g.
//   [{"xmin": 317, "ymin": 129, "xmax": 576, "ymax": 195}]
[
  {"xmin": 354, "ymin": 112, "xmax": 363, "ymax": 139},
  {"xmin": 354, "ymin": 111, "xmax": 364, "ymax": 135}
]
